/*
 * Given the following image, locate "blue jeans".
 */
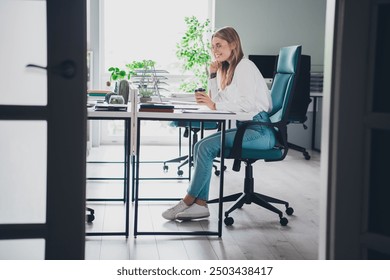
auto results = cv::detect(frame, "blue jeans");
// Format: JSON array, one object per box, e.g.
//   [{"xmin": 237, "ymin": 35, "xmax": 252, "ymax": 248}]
[{"xmin": 187, "ymin": 111, "xmax": 276, "ymax": 201}]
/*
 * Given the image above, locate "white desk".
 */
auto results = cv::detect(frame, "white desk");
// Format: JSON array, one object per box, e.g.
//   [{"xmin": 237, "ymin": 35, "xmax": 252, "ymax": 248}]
[
  {"xmin": 133, "ymin": 108, "xmax": 252, "ymax": 237},
  {"xmin": 87, "ymin": 104, "xmax": 252, "ymax": 237}
]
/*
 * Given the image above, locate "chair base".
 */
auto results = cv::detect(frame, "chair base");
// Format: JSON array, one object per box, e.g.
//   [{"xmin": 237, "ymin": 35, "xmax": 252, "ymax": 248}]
[
  {"xmin": 207, "ymin": 162, "xmax": 293, "ymax": 226},
  {"xmin": 288, "ymin": 142, "xmax": 311, "ymax": 160},
  {"xmin": 86, "ymin": 207, "xmax": 95, "ymax": 223}
]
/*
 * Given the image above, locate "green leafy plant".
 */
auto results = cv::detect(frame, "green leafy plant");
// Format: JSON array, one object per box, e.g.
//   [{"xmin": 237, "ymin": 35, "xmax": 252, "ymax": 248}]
[
  {"xmin": 176, "ymin": 16, "xmax": 212, "ymax": 92},
  {"xmin": 138, "ymin": 86, "xmax": 154, "ymax": 98},
  {"xmin": 125, "ymin": 59, "xmax": 157, "ymax": 97},
  {"xmin": 125, "ymin": 59, "xmax": 156, "ymax": 78},
  {"xmin": 107, "ymin": 67, "xmax": 127, "ymax": 86}
]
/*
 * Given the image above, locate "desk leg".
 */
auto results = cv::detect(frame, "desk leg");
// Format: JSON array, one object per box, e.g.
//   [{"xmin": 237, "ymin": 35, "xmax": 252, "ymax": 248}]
[
  {"xmin": 218, "ymin": 120, "xmax": 226, "ymax": 237},
  {"xmin": 124, "ymin": 119, "xmax": 129, "ymax": 202},
  {"xmin": 311, "ymin": 96, "xmax": 321, "ymax": 152},
  {"xmin": 188, "ymin": 122, "xmax": 192, "ymax": 181},
  {"xmin": 131, "ymin": 154, "xmax": 135, "ymax": 202},
  {"xmin": 311, "ymin": 96, "xmax": 317, "ymax": 151},
  {"xmin": 125, "ymin": 119, "xmax": 131, "ymax": 237},
  {"xmin": 133, "ymin": 118, "xmax": 141, "ymax": 237}
]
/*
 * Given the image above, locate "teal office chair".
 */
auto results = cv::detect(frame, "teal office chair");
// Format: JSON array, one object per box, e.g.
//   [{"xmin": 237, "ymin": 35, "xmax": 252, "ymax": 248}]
[
  {"xmin": 163, "ymin": 121, "xmax": 226, "ymax": 176},
  {"xmin": 208, "ymin": 45, "xmax": 301, "ymax": 226}
]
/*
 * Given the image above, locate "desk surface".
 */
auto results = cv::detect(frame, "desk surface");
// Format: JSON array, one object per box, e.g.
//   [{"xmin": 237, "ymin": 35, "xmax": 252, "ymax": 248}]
[
  {"xmin": 88, "ymin": 107, "xmax": 131, "ymax": 118},
  {"xmin": 137, "ymin": 110, "xmax": 252, "ymax": 121},
  {"xmin": 88, "ymin": 104, "xmax": 253, "ymax": 121}
]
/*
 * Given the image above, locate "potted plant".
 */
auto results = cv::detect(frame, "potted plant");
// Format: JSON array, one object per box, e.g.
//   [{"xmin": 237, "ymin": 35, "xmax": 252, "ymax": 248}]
[
  {"xmin": 176, "ymin": 16, "xmax": 212, "ymax": 92},
  {"xmin": 105, "ymin": 67, "xmax": 130, "ymax": 103},
  {"xmin": 126, "ymin": 60, "xmax": 157, "ymax": 102},
  {"xmin": 138, "ymin": 85, "xmax": 154, "ymax": 103},
  {"xmin": 126, "ymin": 59, "xmax": 156, "ymax": 79},
  {"xmin": 106, "ymin": 66, "xmax": 127, "ymax": 92}
]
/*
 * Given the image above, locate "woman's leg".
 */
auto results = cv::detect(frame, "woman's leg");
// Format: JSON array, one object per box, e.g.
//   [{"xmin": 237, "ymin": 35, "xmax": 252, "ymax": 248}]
[
  {"xmin": 187, "ymin": 124, "xmax": 275, "ymax": 202},
  {"xmin": 162, "ymin": 129, "xmax": 236, "ymax": 220},
  {"xmin": 186, "ymin": 129, "xmax": 235, "ymax": 201},
  {"xmin": 163, "ymin": 122, "xmax": 275, "ymax": 220}
]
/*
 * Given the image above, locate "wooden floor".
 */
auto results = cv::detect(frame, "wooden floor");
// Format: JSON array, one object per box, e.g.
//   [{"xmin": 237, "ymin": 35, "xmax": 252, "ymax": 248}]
[{"xmin": 85, "ymin": 143, "xmax": 320, "ymax": 260}]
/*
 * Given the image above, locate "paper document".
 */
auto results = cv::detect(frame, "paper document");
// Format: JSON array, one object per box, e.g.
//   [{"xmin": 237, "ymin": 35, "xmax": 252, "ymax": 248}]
[
  {"xmin": 169, "ymin": 100, "xmax": 198, "ymax": 105},
  {"xmin": 170, "ymin": 93, "xmax": 195, "ymax": 98},
  {"xmin": 181, "ymin": 109, "xmax": 236, "ymax": 114}
]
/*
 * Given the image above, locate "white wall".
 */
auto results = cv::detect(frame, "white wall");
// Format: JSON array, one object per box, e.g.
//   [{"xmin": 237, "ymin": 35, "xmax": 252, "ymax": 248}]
[{"xmin": 215, "ymin": 0, "xmax": 326, "ymax": 71}]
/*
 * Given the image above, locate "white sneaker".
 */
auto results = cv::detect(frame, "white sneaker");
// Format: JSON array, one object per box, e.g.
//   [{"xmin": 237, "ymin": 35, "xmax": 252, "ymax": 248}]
[
  {"xmin": 175, "ymin": 204, "xmax": 210, "ymax": 220},
  {"xmin": 162, "ymin": 200, "xmax": 189, "ymax": 220}
]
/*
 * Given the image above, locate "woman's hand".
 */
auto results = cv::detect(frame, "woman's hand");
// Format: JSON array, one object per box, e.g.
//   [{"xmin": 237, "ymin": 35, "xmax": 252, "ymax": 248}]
[
  {"xmin": 195, "ymin": 92, "xmax": 216, "ymax": 110},
  {"xmin": 209, "ymin": 61, "xmax": 220, "ymax": 75}
]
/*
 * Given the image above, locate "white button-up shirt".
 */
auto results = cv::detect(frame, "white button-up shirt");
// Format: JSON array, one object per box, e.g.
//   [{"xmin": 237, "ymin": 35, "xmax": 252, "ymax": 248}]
[{"xmin": 209, "ymin": 58, "xmax": 272, "ymax": 117}]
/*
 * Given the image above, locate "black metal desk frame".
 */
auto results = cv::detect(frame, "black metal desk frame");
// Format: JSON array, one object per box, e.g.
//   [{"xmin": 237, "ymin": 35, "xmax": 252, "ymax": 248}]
[
  {"xmin": 130, "ymin": 127, "xmax": 192, "ymax": 202},
  {"xmin": 133, "ymin": 116, "xmax": 226, "ymax": 237},
  {"xmin": 86, "ymin": 114, "xmax": 131, "ymax": 237},
  {"xmin": 310, "ymin": 93, "xmax": 323, "ymax": 152}
]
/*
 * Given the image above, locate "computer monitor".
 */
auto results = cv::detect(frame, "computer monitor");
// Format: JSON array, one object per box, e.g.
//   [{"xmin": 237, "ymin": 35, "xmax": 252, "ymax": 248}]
[{"xmin": 248, "ymin": 55, "xmax": 278, "ymax": 88}]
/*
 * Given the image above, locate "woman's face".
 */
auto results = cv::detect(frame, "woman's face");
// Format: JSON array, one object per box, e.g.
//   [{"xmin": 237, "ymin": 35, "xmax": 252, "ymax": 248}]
[{"xmin": 211, "ymin": 37, "xmax": 234, "ymax": 63}]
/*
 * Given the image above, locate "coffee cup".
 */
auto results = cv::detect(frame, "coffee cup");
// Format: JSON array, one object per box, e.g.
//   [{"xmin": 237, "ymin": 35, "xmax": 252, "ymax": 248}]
[{"xmin": 195, "ymin": 88, "xmax": 207, "ymax": 103}]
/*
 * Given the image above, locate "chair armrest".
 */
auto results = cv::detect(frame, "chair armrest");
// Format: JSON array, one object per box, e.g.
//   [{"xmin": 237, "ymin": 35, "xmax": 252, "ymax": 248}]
[{"xmin": 229, "ymin": 120, "xmax": 289, "ymax": 171}]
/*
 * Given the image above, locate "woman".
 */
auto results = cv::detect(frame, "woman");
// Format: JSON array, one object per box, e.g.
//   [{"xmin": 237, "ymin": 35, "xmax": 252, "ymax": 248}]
[{"xmin": 162, "ymin": 26, "xmax": 275, "ymax": 220}]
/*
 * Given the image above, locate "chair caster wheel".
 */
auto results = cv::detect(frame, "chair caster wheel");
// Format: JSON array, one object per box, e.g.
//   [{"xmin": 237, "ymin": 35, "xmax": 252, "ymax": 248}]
[
  {"xmin": 214, "ymin": 170, "xmax": 220, "ymax": 176},
  {"xmin": 177, "ymin": 169, "xmax": 184, "ymax": 176},
  {"xmin": 222, "ymin": 165, "xmax": 227, "ymax": 171},
  {"xmin": 224, "ymin": 216, "xmax": 234, "ymax": 226},
  {"xmin": 163, "ymin": 165, "xmax": 168, "ymax": 173},
  {"xmin": 304, "ymin": 152, "xmax": 311, "ymax": 160},
  {"xmin": 87, "ymin": 214, "xmax": 95, "ymax": 223},
  {"xmin": 285, "ymin": 207, "xmax": 294, "ymax": 216},
  {"xmin": 280, "ymin": 217, "xmax": 288, "ymax": 226}
]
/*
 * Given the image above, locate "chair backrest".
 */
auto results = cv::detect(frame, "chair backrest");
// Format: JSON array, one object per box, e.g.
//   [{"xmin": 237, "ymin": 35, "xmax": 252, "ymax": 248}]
[
  {"xmin": 268, "ymin": 45, "xmax": 302, "ymax": 125},
  {"xmin": 248, "ymin": 53, "xmax": 310, "ymax": 123},
  {"xmin": 287, "ymin": 55, "xmax": 311, "ymax": 122}
]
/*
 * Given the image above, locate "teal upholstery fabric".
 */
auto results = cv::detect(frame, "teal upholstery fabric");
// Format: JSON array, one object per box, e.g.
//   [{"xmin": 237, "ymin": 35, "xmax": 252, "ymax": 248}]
[
  {"xmin": 276, "ymin": 45, "xmax": 300, "ymax": 74},
  {"xmin": 170, "ymin": 120, "xmax": 219, "ymax": 130}
]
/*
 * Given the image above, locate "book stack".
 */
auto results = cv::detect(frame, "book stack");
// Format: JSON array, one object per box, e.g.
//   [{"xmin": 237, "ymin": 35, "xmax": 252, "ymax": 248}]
[
  {"xmin": 87, "ymin": 89, "xmax": 112, "ymax": 102},
  {"xmin": 139, "ymin": 103, "xmax": 174, "ymax": 113}
]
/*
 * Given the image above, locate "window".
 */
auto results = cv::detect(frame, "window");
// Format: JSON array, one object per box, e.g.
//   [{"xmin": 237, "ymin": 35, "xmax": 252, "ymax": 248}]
[
  {"xmin": 96, "ymin": 0, "xmax": 212, "ymax": 145},
  {"xmin": 102, "ymin": 0, "xmax": 212, "ymax": 91}
]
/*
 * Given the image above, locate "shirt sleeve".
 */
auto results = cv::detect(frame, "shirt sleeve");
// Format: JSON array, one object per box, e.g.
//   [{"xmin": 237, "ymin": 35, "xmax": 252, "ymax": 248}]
[{"xmin": 208, "ymin": 77, "xmax": 219, "ymax": 99}]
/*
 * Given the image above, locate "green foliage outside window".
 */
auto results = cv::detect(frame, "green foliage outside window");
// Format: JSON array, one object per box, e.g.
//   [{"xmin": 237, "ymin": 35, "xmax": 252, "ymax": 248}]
[{"xmin": 176, "ymin": 16, "xmax": 212, "ymax": 92}]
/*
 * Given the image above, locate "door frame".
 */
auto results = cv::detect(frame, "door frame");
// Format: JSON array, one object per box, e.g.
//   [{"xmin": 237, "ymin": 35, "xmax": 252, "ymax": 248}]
[
  {"xmin": 321, "ymin": 0, "xmax": 390, "ymax": 259},
  {"xmin": 0, "ymin": 0, "xmax": 87, "ymax": 259}
]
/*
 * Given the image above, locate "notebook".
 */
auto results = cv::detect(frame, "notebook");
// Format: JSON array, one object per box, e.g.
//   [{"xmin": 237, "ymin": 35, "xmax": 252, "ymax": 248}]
[{"xmin": 139, "ymin": 103, "xmax": 174, "ymax": 113}]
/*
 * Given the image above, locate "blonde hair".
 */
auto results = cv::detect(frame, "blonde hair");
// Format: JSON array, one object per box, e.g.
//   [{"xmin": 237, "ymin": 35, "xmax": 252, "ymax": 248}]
[{"xmin": 212, "ymin": 26, "xmax": 244, "ymax": 90}]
